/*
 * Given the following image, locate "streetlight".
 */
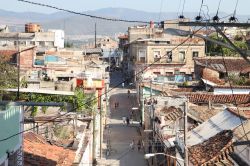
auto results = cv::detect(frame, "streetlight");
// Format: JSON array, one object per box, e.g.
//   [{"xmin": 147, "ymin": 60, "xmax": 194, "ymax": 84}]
[{"xmin": 144, "ymin": 153, "xmax": 184, "ymax": 162}]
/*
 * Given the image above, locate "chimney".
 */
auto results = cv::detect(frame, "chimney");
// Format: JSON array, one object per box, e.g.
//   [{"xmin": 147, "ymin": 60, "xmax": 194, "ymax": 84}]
[{"xmin": 150, "ymin": 21, "xmax": 154, "ymax": 29}]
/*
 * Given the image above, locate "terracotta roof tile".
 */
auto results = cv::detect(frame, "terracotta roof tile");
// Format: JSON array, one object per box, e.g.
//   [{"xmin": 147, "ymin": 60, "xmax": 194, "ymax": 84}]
[
  {"xmin": 226, "ymin": 108, "xmax": 250, "ymax": 119},
  {"xmin": 160, "ymin": 106, "xmax": 182, "ymax": 121},
  {"xmin": 189, "ymin": 130, "xmax": 233, "ymax": 165},
  {"xmin": 24, "ymin": 132, "xmax": 75, "ymax": 166},
  {"xmin": 195, "ymin": 57, "xmax": 250, "ymax": 73},
  {"xmin": 202, "ymin": 75, "xmax": 225, "ymax": 85},
  {"xmin": 214, "ymin": 85, "xmax": 250, "ymax": 89},
  {"xmin": 187, "ymin": 94, "xmax": 250, "ymax": 105},
  {"xmin": 189, "ymin": 106, "xmax": 221, "ymax": 121}
]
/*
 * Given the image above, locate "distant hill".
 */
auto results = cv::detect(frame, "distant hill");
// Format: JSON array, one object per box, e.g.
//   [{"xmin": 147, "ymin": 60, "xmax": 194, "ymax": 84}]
[{"xmin": 0, "ymin": 8, "xmax": 249, "ymax": 36}]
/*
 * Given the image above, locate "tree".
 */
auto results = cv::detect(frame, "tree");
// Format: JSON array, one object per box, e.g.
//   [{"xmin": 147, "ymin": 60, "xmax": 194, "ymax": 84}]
[
  {"xmin": 65, "ymin": 42, "xmax": 73, "ymax": 48},
  {"xmin": 15, "ymin": 87, "xmax": 97, "ymax": 116},
  {"xmin": 207, "ymin": 33, "xmax": 248, "ymax": 56},
  {"xmin": 0, "ymin": 54, "xmax": 18, "ymax": 89}
]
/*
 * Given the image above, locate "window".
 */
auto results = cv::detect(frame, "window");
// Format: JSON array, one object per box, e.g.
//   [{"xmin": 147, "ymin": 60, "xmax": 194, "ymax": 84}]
[
  {"xmin": 174, "ymin": 69, "xmax": 180, "ymax": 75},
  {"xmin": 192, "ymin": 51, "xmax": 199, "ymax": 58},
  {"xmin": 39, "ymin": 41, "xmax": 45, "ymax": 46},
  {"xmin": 166, "ymin": 51, "xmax": 172, "ymax": 62},
  {"xmin": 165, "ymin": 72, "xmax": 173, "ymax": 76},
  {"xmin": 179, "ymin": 51, "xmax": 185, "ymax": 62},
  {"xmin": 18, "ymin": 41, "xmax": 26, "ymax": 45},
  {"xmin": 153, "ymin": 50, "xmax": 161, "ymax": 62},
  {"xmin": 153, "ymin": 72, "xmax": 161, "ymax": 75},
  {"xmin": 30, "ymin": 41, "xmax": 35, "ymax": 45},
  {"xmin": 138, "ymin": 49, "xmax": 146, "ymax": 63}
]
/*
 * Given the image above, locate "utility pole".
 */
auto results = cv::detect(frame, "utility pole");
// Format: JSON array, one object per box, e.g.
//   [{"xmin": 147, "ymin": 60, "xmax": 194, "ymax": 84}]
[
  {"xmin": 184, "ymin": 100, "xmax": 188, "ymax": 166},
  {"xmin": 17, "ymin": 34, "xmax": 20, "ymax": 100},
  {"xmin": 94, "ymin": 23, "xmax": 97, "ymax": 48},
  {"xmin": 99, "ymin": 95, "xmax": 102, "ymax": 159},
  {"xmin": 92, "ymin": 110, "xmax": 96, "ymax": 165},
  {"xmin": 150, "ymin": 79, "xmax": 155, "ymax": 165},
  {"xmin": 109, "ymin": 48, "xmax": 111, "ymax": 72}
]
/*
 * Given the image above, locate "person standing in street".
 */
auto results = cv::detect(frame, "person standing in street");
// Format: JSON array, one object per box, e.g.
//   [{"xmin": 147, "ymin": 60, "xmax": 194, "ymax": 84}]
[
  {"xmin": 137, "ymin": 140, "xmax": 141, "ymax": 151},
  {"xmin": 130, "ymin": 140, "xmax": 135, "ymax": 150},
  {"xmin": 122, "ymin": 116, "xmax": 126, "ymax": 124},
  {"xmin": 126, "ymin": 117, "xmax": 130, "ymax": 125}
]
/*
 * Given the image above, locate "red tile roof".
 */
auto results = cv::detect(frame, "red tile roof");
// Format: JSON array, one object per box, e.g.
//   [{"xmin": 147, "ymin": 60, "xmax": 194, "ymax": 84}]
[
  {"xmin": 226, "ymin": 108, "xmax": 250, "ymax": 119},
  {"xmin": 187, "ymin": 94, "xmax": 250, "ymax": 105},
  {"xmin": 24, "ymin": 132, "xmax": 75, "ymax": 166},
  {"xmin": 160, "ymin": 106, "xmax": 182, "ymax": 121},
  {"xmin": 0, "ymin": 50, "xmax": 17, "ymax": 62},
  {"xmin": 195, "ymin": 57, "xmax": 250, "ymax": 73},
  {"xmin": 189, "ymin": 130, "xmax": 234, "ymax": 165},
  {"xmin": 202, "ymin": 75, "xmax": 225, "ymax": 85},
  {"xmin": 214, "ymin": 85, "xmax": 250, "ymax": 89}
]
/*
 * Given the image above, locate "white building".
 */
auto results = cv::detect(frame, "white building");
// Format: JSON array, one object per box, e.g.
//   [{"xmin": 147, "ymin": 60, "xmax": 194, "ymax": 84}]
[{"xmin": 0, "ymin": 30, "xmax": 65, "ymax": 49}]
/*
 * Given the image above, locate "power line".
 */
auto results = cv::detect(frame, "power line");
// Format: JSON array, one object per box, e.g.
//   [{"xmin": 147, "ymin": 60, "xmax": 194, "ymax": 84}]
[
  {"xmin": 217, "ymin": 32, "xmax": 249, "ymax": 142},
  {"xmin": 229, "ymin": 0, "xmax": 239, "ymax": 22},
  {"xmin": 179, "ymin": 0, "xmax": 186, "ymax": 18},
  {"xmin": 0, "ymin": 26, "xmax": 205, "ymax": 142},
  {"xmin": 158, "ymin": 0, "xmax": 165, "ymax": 22},
  {"xmin": 17, "ymin": 0, "xmax": 151, "ymax": 24}
]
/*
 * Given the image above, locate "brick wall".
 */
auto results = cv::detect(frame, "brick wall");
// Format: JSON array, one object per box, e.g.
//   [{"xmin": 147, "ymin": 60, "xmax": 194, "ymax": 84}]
[
  {"xmin": 20, "ymin": 49, "xmax": 34, "ymax": 68},
  {"xmin": 202, "ymin": 68, "xmax": 220, "ymax": 79}
]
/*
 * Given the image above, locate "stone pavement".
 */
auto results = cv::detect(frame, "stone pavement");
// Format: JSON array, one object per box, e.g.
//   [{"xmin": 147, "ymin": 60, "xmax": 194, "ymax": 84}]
[{"xmin": 98, "ymin": 71, "xmax": 147, "ymax": 166}]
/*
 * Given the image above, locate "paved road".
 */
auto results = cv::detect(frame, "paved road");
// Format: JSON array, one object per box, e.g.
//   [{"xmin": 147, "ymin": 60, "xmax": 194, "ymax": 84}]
[{"xmin": 101, "ymin": 71, "xmax": 147, "ymax": 166}]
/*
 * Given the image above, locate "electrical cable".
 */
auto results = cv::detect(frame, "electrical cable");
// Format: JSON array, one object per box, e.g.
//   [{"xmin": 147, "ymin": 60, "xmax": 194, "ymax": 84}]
[
  {"xmin": 196, "ymin": 0, "xmax": 204, "ymax": 21},
  {"xmin": 229, "ymin": 0, "xmax": 239, "ymax": 22},
  {"xmin": 217, "ymin": 32, "xmax": 249, "ymax": 142},
  {"xmin": 180, "ymin": 0, "xmax": 186, "ymax": 18},
  {"xmin": 17, "ymin": 0, "xmax": 151, "ymax": 24},
  {"xmin": 158, "ymin": 0, "xmax": 164, "ymax": 22},
  {"xmin": 213, "ymin": 0, "xmax": 222, "ymax": 22},
  {"xmin": 0, "ymin": 26, "xmax": 205, "ymax": 142},
  {"xmin": 177, "ymin": 0, "xmax": 183, "ymax": 18}
]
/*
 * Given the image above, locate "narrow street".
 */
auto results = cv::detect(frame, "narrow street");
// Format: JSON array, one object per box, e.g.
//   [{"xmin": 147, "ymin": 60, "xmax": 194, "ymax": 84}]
[{"xmin": 101, "ymin": 71, "xmax": 147, "ymax": 166}]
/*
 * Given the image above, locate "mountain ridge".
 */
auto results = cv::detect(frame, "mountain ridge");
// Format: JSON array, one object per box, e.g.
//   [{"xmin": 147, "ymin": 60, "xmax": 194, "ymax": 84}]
[{"xmin": 0, "ymin": 8, "xmax": 249, "ymax": 36}]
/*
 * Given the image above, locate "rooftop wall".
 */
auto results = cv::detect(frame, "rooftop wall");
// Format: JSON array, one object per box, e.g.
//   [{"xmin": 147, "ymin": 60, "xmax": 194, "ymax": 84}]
[{"xmin": 0, "ymin": 106, "xmax": 23, "ymax": 165}]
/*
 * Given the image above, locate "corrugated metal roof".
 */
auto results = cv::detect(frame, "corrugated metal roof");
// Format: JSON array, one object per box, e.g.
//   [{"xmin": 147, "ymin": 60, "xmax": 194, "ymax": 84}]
[{"xmin": 187, "ymin": 109, "xmax": 246, "ymax": 146}]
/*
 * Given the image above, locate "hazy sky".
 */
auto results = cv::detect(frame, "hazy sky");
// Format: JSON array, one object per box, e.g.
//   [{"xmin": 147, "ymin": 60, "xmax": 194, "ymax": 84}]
[{"xmin": 2, "ymin": 0, "xmax": 250, "ymax": 15}]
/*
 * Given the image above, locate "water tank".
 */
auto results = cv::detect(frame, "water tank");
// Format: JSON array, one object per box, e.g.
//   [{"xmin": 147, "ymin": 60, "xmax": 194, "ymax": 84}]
[{"xmin": 25, "ymin": 23, "xmax": 41, "ymax": 33}]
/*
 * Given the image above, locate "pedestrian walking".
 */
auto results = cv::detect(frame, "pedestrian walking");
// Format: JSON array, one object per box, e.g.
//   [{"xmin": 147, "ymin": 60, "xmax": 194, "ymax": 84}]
[
  {"xmin": 137, "ymin": 140, "xmax": 141, "ymax": 151},
  {"xmin": 127, "ymin": 90, "xmax": 130, "ymax": 98},
  {"xmin": 130, "ymin": 113, "xmax": 133, "ymax": 124},
  {"xmin": 122, "ymin": 117, "xmax": 126, "ymax": 124},
  {"xmin": 130, "ymin": 140, "xmax": 135, "ymax": 150},
  {"xmin": 126, "ymin": 117, "xmax": 130, "ymax": 125},
  {"xmin": 122, "ymin": 82, "xmax": 124, "ymax": 88}
]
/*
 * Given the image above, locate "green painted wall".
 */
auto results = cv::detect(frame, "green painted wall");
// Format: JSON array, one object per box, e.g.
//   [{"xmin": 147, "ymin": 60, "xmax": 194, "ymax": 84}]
[{"xmin": 0, "ymin": 106, "xmax": 22, "ymax": 162}]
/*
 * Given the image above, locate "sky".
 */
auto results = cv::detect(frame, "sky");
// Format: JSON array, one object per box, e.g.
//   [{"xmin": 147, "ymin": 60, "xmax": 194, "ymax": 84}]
[{"xmin": 2, "ymin": 0, "xmax": 250, "ymax": 15}]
